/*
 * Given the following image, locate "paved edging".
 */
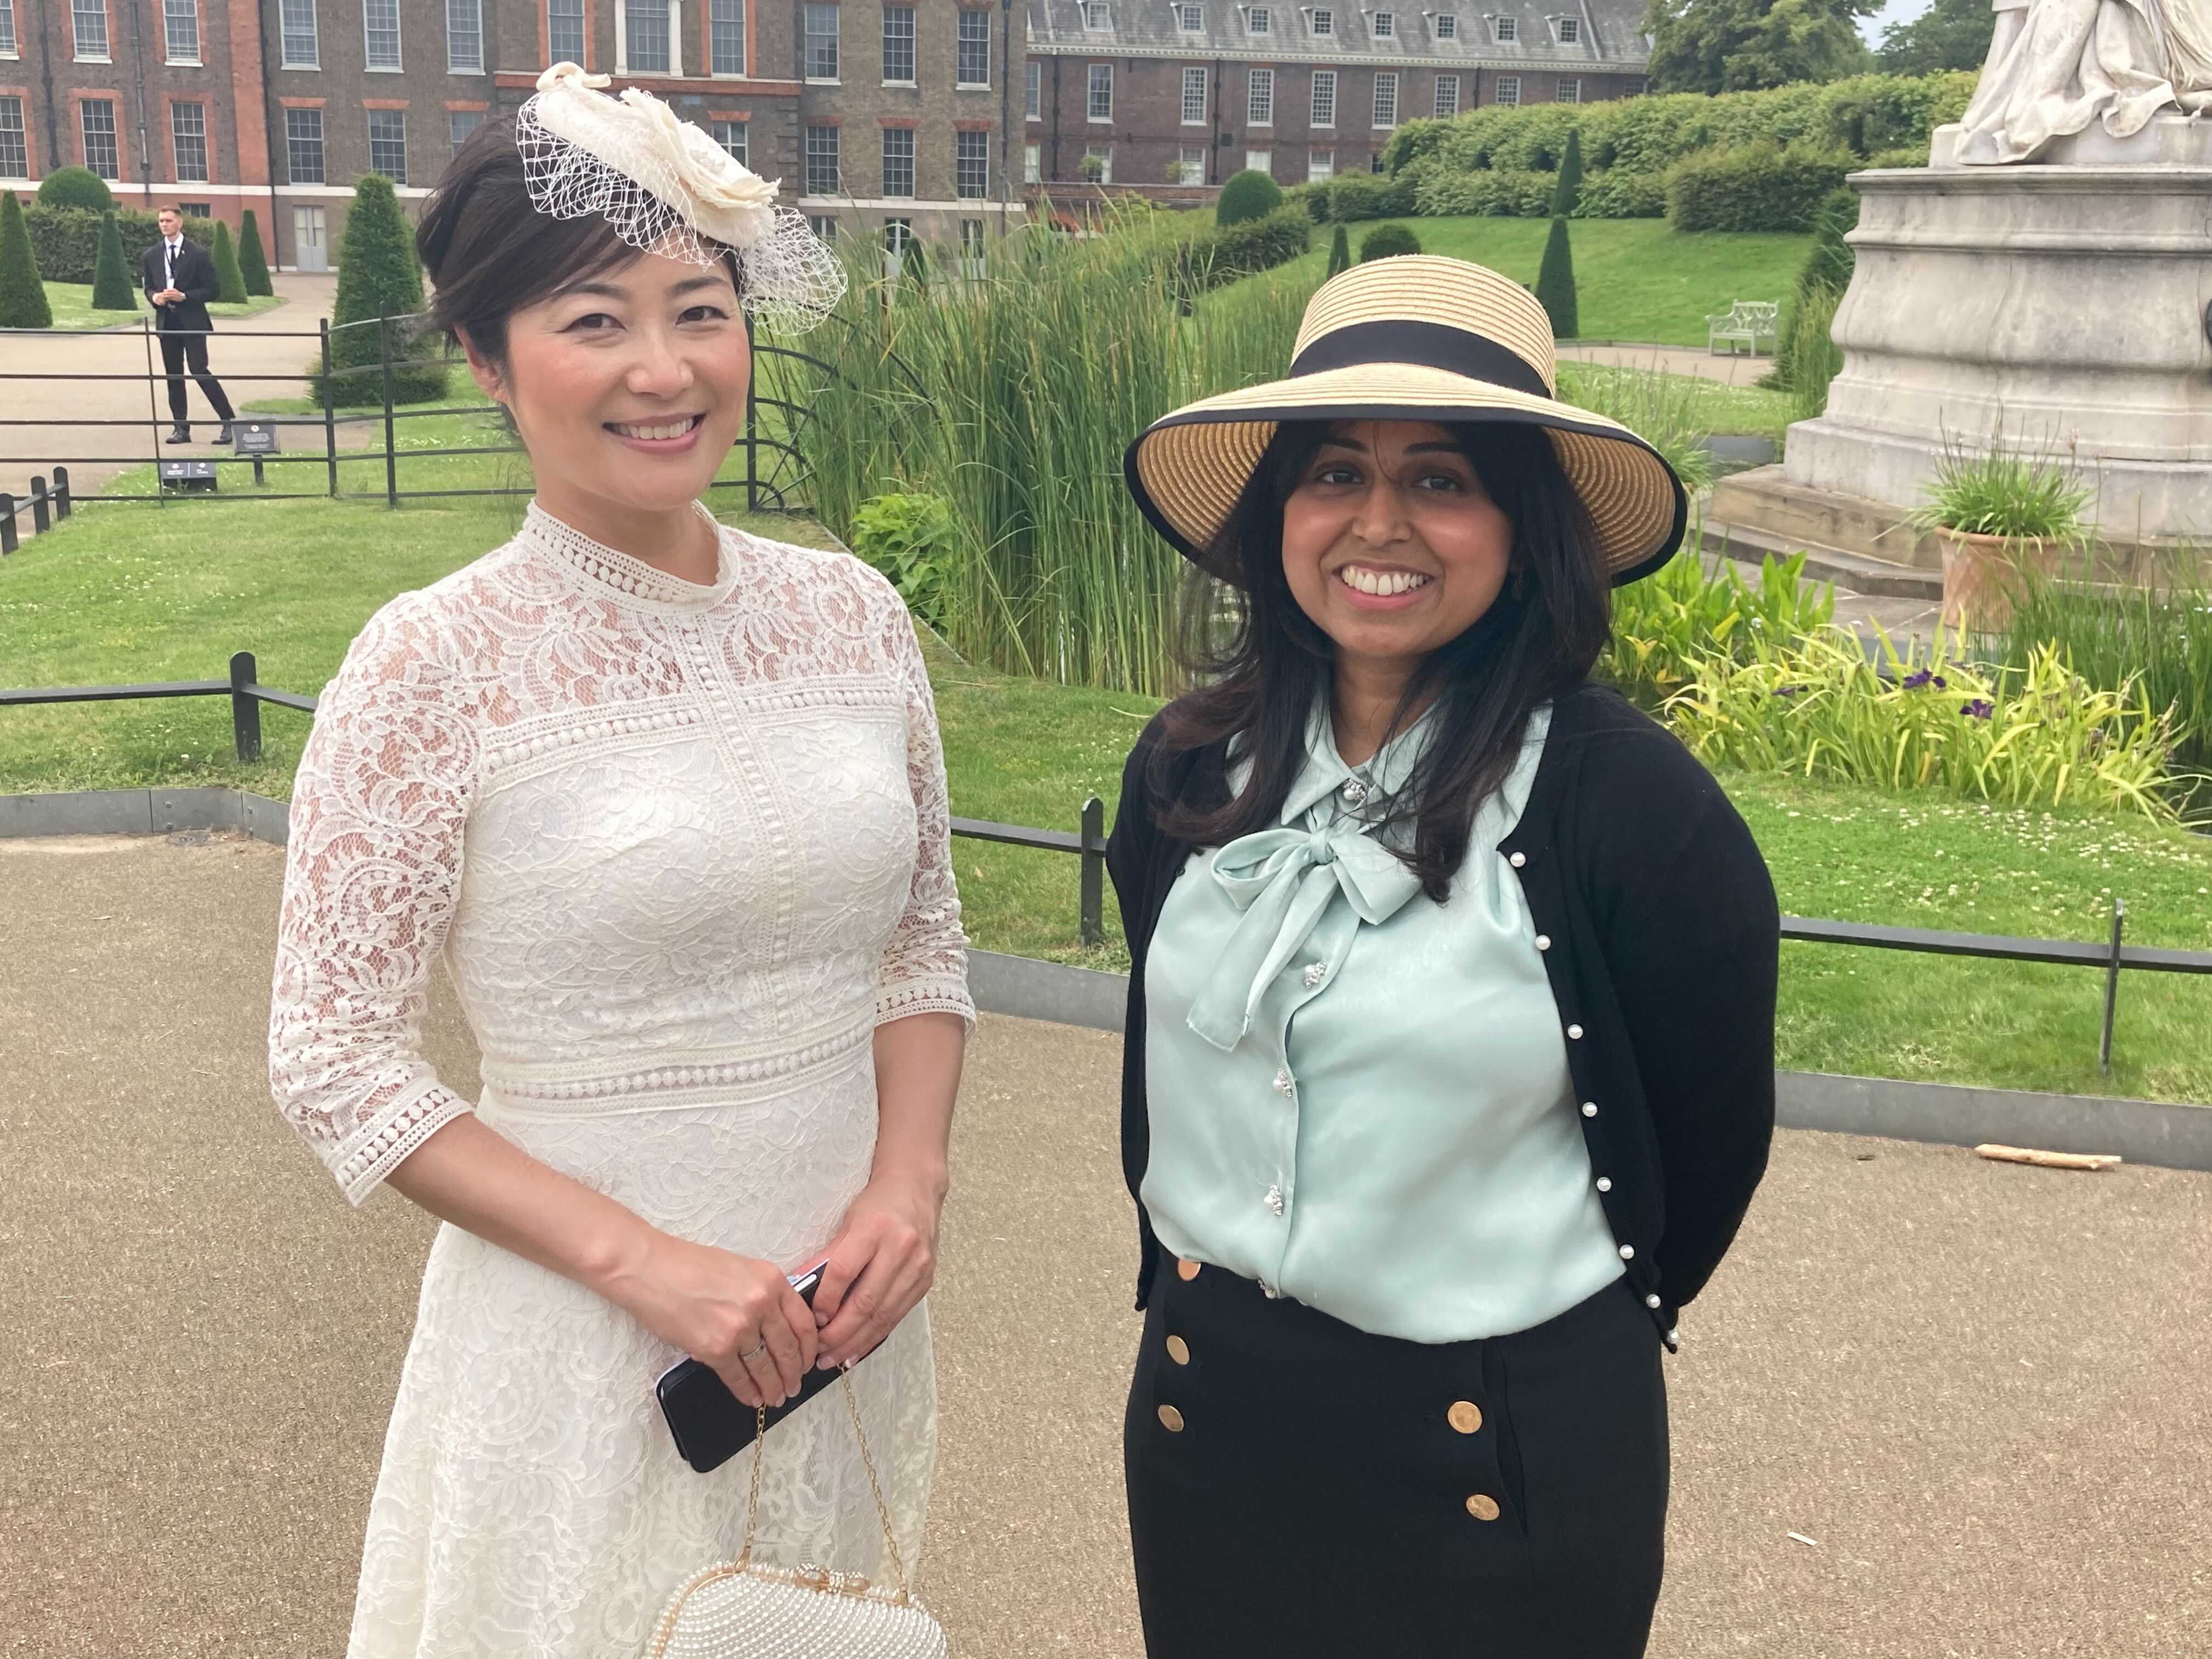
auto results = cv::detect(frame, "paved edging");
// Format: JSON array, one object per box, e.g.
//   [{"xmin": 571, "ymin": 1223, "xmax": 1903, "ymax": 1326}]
[{"xmin": 6, "ymin": 788, "xmax": 2205, "ymax": 1169}]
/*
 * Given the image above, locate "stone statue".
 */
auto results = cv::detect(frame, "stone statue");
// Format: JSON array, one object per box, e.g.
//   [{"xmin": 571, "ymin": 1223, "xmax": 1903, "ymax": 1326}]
[{"xmin": 1954, "ymin": 0, "xmax": 2212, "ymax": 161}]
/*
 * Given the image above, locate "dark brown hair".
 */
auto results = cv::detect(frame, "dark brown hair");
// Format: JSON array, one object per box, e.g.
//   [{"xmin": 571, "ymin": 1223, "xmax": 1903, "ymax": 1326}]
[
  {"xmin": 1149, "ymin": 419, "xmax": 1613, "ymax": 901},
  {"xmin": 414, "ymin": 115, "xmax": 742, "ymax": 368}
]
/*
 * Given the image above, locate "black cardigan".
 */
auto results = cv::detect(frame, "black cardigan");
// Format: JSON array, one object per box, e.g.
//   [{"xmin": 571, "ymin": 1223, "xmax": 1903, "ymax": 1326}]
[{"xmin": 1104, "ymin": 680, "xmax": 1781, "ymax": 1350}]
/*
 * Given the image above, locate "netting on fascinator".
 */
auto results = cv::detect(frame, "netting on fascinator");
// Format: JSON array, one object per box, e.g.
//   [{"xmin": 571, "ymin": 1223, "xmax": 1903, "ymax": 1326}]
[{"xmin": 515, "ymin": 62, "xmax": 845, "ymax": 333}]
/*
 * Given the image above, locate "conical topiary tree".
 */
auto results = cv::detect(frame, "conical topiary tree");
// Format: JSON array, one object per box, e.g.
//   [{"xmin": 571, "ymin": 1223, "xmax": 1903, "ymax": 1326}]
[
  {"xmin": 314, "ymin": 173, "xmax": 446, "ymax": 405},
  {"xmin": 1552, "ymin": 127, "xmax": 1585, "ymax": 219},
  {"xmin": 212, "ymin": 219, "xmax": 248, "ymax": 304},
  {"xmin": 237, "ymin": 209, "xmax": 274, "ymax": 296},
  {"xmin": 1326, "ymin": 223, "xmax": 1351, "ymax": 277},
  {"xmin": 91, "ymin": 210, "xmax": 137, "ymax": 311},
  {"xmin": 0, "ymin": 191, "xmax": 54, "ymax": 328},
  {"xmin": 1535, "ymin": 214, "xmax": 1578, "ymax": 339}
]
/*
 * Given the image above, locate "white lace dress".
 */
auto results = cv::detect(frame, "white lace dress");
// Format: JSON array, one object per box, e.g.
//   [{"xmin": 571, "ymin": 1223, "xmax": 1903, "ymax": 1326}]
[{"xmin": 268, "ymin": 504, "xmax": 973, "ymax": 1658}]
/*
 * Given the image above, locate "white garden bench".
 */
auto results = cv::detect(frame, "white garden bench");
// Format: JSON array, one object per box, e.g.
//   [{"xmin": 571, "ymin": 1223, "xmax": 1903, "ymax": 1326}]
[{"xmin": 1706, "ymin": 300, "xmax": 1780, "ymax": 356}]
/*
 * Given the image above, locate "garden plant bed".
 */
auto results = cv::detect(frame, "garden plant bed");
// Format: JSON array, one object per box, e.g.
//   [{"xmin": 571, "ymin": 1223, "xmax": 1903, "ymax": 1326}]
[{"xmin": 5, "ymin": 493, "xmax": 2208, "ymax": 1104}]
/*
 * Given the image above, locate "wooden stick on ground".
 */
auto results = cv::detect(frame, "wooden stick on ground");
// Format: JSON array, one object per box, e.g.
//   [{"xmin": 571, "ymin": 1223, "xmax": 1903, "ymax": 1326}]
[{"xmin": 1975, "ymin": 1144, "xmax": 2123, "ymax": 1172}]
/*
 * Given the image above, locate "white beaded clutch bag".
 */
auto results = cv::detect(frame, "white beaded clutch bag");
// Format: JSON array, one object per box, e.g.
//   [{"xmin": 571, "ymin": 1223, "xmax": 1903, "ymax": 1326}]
[{"xmin": 646, "ymin": 1375, "xmax": 949, "ymax": 1659}]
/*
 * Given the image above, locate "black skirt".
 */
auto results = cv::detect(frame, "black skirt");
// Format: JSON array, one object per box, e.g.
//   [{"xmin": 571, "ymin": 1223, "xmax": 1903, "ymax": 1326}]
[{"xmin": 1123, "ymin": 1264, "xmax": 1669, "ymax": 1659}]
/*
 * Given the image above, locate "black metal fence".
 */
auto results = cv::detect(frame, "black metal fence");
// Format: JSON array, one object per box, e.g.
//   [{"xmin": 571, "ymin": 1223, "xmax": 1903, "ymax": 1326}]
[
  {"xmin": 9, "ymin": 655, "xmax": 2212, "ymax": 1063},
  {"xmin": 2, "ymin": 313, "xmax": 830, "ymax": 546}
]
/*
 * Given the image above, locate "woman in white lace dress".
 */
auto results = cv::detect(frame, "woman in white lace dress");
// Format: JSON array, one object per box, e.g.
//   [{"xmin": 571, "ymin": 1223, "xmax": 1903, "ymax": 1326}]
[{"xmin": 267, "ymin": 70, "xmax": 971, "ymax": 1657}]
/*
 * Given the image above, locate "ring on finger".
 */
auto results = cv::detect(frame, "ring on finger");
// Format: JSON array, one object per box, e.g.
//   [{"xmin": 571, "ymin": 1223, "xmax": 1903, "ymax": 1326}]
[{"xmin": 738, "ymin": 1334, "xmax": 768, "ymax": 1361}]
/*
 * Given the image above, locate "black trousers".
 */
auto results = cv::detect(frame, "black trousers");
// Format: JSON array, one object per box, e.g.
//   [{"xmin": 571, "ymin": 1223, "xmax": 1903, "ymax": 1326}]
[
  {"xmin": 158, "ymin": 328, "xmax": 235, "ymax": 426},
  {"xmin": 1125, "ymin": 1267, "xmax": 1668, "ymax": 1659}
]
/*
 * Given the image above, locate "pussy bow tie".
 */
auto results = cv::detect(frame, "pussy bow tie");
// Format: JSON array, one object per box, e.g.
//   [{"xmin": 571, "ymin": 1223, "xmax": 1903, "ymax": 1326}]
[{"xmin": 1185, "ymin": 819, "xmax": 1422, "ymax": 1051}]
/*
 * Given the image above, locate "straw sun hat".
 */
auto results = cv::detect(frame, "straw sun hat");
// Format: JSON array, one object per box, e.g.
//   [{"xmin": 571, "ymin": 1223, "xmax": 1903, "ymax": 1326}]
[{"xmin": 1124, "ymin": 255, "xmax": 1689, "ymax": 588}]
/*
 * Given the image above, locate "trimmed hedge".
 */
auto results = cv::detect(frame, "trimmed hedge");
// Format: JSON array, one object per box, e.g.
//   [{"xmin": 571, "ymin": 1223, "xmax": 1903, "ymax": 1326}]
[
  {"xmin": 1179, "ymin": 204, "xmax": 1313, "ymax": 293},
  {"xmin": 1359, "ymin": 223, "xmax": 1423, "ymax": 261},
  {"xmin": 0, "ymin": 190, "xmax": 54, "ymax": 329},
  {"xmin": 25, "ymin": 206, "xmax": 212, "ymax": 284},
  {"xmin": 1306, "ymin": 171, "xmax": 1419, "ymax": 223},
  {"xmin": 1535, "ymin": 217, "xmax": 1577, "ymax": 337},
  {"xmin": 213, "ymin": 219, "xmax": 249, "ymax": 304},
  {"xmin": 1665, "ymin": 143, "xmax": 1857, "ymax": 233},
  {"xmin": 314, "ymin": 173, "xmax": 448, "ymax": 405},
  {"xmin": 238, "ymin": 210, "xmax": 274, "ymax": 296},
  {"xmin": 1574, "ymin": 168, "xmax": 1670, "ymax": 219},
  {"xmin": 37, "ymin": 168, "xmax": 114, "ymax": 211},
  {"xmin": 91, "ymin": 212, "xmax": 137, "ymax": 311},
  {"xmin": 1327, "ymin": 224, "xmax": 1352, "ymax": 276},
  {"xmin": 1414, "ymin": 167, "xmax": 1555, "ymax": 218},
  {"xmin": 1217, "ymin": 168, "xmax": 1285, "ymax": 226}
]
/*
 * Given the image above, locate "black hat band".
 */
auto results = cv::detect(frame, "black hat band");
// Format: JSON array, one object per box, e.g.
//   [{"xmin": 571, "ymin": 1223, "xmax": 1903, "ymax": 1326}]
[{"xmin": 1287, "ymin": 320, "xmax": 1552, "ymax": 402}]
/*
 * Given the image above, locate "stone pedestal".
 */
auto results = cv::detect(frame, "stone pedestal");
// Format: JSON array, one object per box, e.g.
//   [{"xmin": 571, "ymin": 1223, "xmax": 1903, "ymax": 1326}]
[{"xmin": 1780, "ymin": 128, "xmax": 2212, "ymax": 554}]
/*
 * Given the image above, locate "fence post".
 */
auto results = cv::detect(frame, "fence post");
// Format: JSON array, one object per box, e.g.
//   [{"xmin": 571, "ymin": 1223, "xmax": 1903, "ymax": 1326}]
[
  {"xmin": 1079, "ymin": 794, "xmax": 1106, "ymax": 947},
  {"xmin": 2099, "ymin": 896, "xmax": 2125, "ymax": 1074},
  {"xmin": 143, "ymin": 317, "xmax": 166, "ymax": 513},
  {"xmin": 1, "ymin": 495, "xmax": 16, "ymax": 556},
  {"xmin": 29, "ymin": 476, "xmax": 49, "ymax": 535},
  {"xmin": 379, "ymin": 312, "xmax": 399, "ymax": 510},
  {"xmin": 52, "ymin": 466, "xmax": 70, "ymax": 520},
  {"xmin": 229, "ymin": 651, "xmax": 264, "ymax": 763},
  {"xmin": 744, "ymin": 314, "xmax": 759, "ymax": 515},
  {"xmin": 321, "ymin": 318, "xmax": 340, "ymax": 498}
]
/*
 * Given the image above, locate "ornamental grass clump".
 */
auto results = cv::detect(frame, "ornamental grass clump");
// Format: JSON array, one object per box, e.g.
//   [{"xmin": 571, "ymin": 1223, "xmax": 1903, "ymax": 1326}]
[
  {"xmin": 1664, "ymin": 628, "xmax": 2185, "ymax": 821},
  {"xmin": 1908, "ymin": 428, "xmax": 2092, "ymax": 544}
]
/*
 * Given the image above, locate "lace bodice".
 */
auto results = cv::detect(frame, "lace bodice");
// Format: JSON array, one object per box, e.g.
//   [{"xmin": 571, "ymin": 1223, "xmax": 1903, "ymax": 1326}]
[{"xmin": 270, "ymin": 504, "xmax": 973, "ymax": 1203}]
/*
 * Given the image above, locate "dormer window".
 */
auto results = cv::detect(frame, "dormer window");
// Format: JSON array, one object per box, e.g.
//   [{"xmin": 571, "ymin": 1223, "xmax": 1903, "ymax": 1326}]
[
  {"xmin": 1555, "ymin": 13, "xmax": 1578, "ymax": 40},
  {"xmin": 1177, "ymin": 1, "xmax": 1203, "ymax": 27},
  {"xmin": 1491, "ymin": 13, "xmax": 1515, "ymax": 40},
  {"xmin": 1248, "ymin": 3, "xmax": 1270, "ymax": 28},
  {"xmin": 1084, "ymin": 0, "xmax": 1110, "ymax": 26},
  {"xmin": 1371, "ymin": 8, "xmax": 1393, "ymax": 35},
  {"xmin": 1310, "ymin": 4, "xmax": 1332, "ymax": 31},
  {"xmin": 1434, "ymin": 12, "xmax": 1455, "ymax": 36}
]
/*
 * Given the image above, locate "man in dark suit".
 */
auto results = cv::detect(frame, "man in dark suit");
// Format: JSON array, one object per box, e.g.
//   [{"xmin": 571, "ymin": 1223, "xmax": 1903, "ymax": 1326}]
[{"xmin": 142, "ymin": 206, "xmax": 238, "ymax": 445}]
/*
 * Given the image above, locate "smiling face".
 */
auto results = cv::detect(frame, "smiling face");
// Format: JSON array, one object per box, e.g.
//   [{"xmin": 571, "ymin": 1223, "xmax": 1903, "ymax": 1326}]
[
  {"xmin": 460, "ymin": 247, "xmax": 751, "ymax": 537},
  {"xmin": 1277, "ymin": 419, "xmax": 1517, "ymax": 686}
]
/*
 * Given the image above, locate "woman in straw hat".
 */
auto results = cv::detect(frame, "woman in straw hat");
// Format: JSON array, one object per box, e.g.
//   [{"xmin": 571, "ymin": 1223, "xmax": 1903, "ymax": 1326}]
[
  {"xmin": 1106, "ymin": 256, "xmax": 1780, "ymax": 1656},
  {"xmin": 268, "ymin": 67, "xmax": 968, "ymax": 1655}
]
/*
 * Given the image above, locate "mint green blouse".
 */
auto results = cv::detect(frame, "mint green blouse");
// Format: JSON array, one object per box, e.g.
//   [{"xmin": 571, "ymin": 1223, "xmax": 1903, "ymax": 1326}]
[{"xmin": 1139, "ymin": 700, "xmax": 1626, "ymax": 1343}]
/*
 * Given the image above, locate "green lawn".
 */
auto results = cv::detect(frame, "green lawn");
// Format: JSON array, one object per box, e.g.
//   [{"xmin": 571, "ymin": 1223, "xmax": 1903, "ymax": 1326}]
[
  {"xmin": 1235, "ymin": 217, "xmax": 1811, "ymax": 350},
  {"xmin": 32, "ymin": 282, "xmax": 287, "ymax": 331},
  {"xmin": 4, "ymin": 492, "xmax": 2208, "ymax": 1103}
]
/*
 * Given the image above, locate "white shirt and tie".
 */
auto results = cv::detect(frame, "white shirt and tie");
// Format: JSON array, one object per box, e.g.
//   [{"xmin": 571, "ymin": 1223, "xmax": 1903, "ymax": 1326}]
[{"xmin": 162, "ymin": 236, "xmax": 183, "ymax": 303}]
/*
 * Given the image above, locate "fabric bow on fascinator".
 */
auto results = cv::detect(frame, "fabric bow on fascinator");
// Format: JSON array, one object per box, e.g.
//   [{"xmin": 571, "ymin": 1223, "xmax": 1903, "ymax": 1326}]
[{"xmin": 516, "ymin": 61, "xmax": 846, "ymax": 330}]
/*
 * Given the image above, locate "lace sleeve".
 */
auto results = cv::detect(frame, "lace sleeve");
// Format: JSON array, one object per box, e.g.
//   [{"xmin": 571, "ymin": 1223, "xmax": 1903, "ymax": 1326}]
[
  {"xmin": 269, "ymin": 600, "xmax": 483, "ymax": 1204},
  {"xmin": 875, "ymin": 602, "xmax": 974, "ymax": 1028}
]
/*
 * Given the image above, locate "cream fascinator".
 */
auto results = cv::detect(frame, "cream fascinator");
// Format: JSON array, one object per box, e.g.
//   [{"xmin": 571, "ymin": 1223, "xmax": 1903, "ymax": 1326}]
[{"xmin": 516, "ymin": 62, "xmax": 845, "ymax": 331}]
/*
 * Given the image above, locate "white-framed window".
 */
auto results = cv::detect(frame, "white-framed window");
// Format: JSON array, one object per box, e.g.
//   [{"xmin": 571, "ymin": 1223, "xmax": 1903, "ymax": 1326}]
[
  {"xmin": 1175, "ymin": 144, "xmax": 1205, "ymax": 182},
  {"xmin": 1491, "ymin": 13, "xmax": 1515, "ymax": 40},
  {"xmin": 1081, "ymin": 0, "xmax": 1108, "ymax": 27},
  {"xmin": 446, "ymin": 0, "xmax": 481, "ymax": 70},
  {"xmin": 805, "ymin": 1, "xmax": 839, "ymax": 79},
  {"xmin": 80, "ymin": 98, "xmax": 118, "ymax": 174},
  {"xmin": 1084, "ymin": 142, "xmax": 1112, "ymax": 182},
  {"xmin": 1247, "ymin": 3, "xmax": 1268, "ymax": 30},
  {"xmin": 1434, "ymin": 72, "xmax": 1458, "ymax": 116},
  {"xmin": 163, "ymin": 0, "xmax": 200, "ymax": 62},
  {"xmin": 1025, "ymin": 59, "xmax": 1040, "ymax": 117},
  {"xmin": 171, "ymin": 101, "xmax": 208, "ymax": 180},
  {"xmin": 1308, "ymin": 5, "xmax": 1331, "ymax": 32},
  {"xmin": 546, "ymin": 0, "xmax": 583, "ymax": 63},
  {"xmin": 1245, "ymin": 146, "xmax": 1270, "ymax": 173},
  {"xmin": 1087, "ymin": 62, "xmax": 1112, "ymax": 120},
  {"xmin": 1247, "ymin": 66, "xmax": 1272, "ymax": 125},
  {"xmin": 1434, "ymin": 10, "xmax": 1455, "ymax": 36},
  {"xmin": 363, "ymin": 0, "xmax": 401, "ymax": 67},
  {"xmin": 804, "ymin": 123, "xmax": 839, "ymax": 193},
  {"xmin": 72, "ymin": 0, "xmax": 110, "ymax": 58},
  {"xmin": 1176, "ymin": 2, "xmax": 1201, "ymax": 30},
  {"xmin": 1181, "ymin": 65, "xmax": 1207, "ymax": 124},
  {"xmin": 624, "ymin": 0, "xmax": 673, "ymax": 71},
  {"xmin": 1306, "ymin": 145, "xmax": 1333, "ymax": 182},
  {"xmin": 369, "ymin": 108, "xmax": 408, "ymax": 183},
  {"xmin": 1370, "ymin": 8, "xmax": 1392, "ymax": 35},
  {"xmin": 0, "ymin": 101, "xmax": 27, "ymax": 178},
  {"xmin": 808, "ymin": 212, "xmax": 838, "ymax": 239},
  {"xmin": 882, "ymin": 215, "xmax": 912, "ymax": 274},
  {"xmin": 1495, "ymin": 74, "xmax": 1519, "ymax": 104},
  {"xmin": 882, "ymin": 4, "xmax": 914, "ymax": 80},
  {"xmin": 176, "ymin": 199, "xmax": 212, "ymax": 216},
  {"xmin": 1556, "ymin": 75, "xmax": 1579, "ymax": 101},
  {"xmin": 1372, "ymin": 70, "xmax": 1396, "ymax": 127},
  {"xmin": 710, "ymin": 117, "xmax": 746, "ymax": 162},
  {"xmin": 1310, "ymin": 68, "xmax": 1335, "ymax": 127},
  {"xmin": 956, "ymin": 8, "xmax": 989, "ymax": 86},
  {"xmin": 711, "ymin": 0, "xmax": 744, "ymax": 73},
  {"xmin": 450, "ymin": 106, "xmax": 484, "ymax": 148},
  {"xmin": 285, "ymin": 107, "xmax": 324, "ymax": 182},
  {"xmin": 0, "ymin": 4, "xmax": 16, "ymax": 55},
  {"xmin": 881, "ymin": 125, "xmax": 913, "ymax": 195},
  {"xmin": 1555, "ymin": 14, "xmax": 1578, "ymax": 41},
  {"xmin": 957, "ymin": 128, "xmax": 989, "ymax": 196},
  {"xmin": 1023, "ymin": 140, "xmax": 1040, "ymax": 182}
]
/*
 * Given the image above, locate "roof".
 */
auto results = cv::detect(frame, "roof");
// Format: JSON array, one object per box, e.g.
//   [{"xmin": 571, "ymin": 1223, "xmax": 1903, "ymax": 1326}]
[{"xmin": 1026, "ymin": 0, "xmax": 1654, "ymax": 71}]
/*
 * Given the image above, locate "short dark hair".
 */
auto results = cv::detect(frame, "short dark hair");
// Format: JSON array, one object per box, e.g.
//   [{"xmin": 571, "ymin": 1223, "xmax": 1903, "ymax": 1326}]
[
  {"xmin": 1149, "ymin": 420, "xmax": 1613, "ymax": 901},
  {"xmin": 415, "ymin": 115, "xmax": 742, "ymax": 368}
]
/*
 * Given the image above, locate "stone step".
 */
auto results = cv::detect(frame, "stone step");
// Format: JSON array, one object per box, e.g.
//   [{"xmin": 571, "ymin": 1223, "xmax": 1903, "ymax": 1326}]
[
  {"xmin": 1708, "ymin": 466, "xmax": 1945, "ymax": 572},
  {"xmin": 1695, "ymin": 520, "xmax": 1946, "ymax": 601}
]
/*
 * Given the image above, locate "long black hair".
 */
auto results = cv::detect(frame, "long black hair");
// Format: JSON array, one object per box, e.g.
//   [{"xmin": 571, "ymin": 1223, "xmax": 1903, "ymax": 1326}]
[{"xmin": 1149, "ymin": 419, "xmax": 1613, "ymax": 901}]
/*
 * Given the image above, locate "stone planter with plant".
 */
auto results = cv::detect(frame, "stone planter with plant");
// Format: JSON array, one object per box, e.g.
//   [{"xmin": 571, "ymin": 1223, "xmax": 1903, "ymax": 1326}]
[{"xmin": 1907, "ymin": 432, "xmax": 2092, "ymax": 634}]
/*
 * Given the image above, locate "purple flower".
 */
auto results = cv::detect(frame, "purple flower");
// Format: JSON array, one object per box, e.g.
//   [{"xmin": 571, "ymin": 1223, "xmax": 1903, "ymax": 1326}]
[
  {"xmin": 1903, "ymin": 669, "xmax": 1953, "ymax": 691},
  {"xmin": 1934, "ymin": 676, "xmax": 1949, "ymax": 690},
  {"xmin": 1961, "ymin": 698, "xmax": 1995, "ymax": 720},
  {"xmin": 1774, "ymin": 683, "xmax": 1811, "ymax": 699}
]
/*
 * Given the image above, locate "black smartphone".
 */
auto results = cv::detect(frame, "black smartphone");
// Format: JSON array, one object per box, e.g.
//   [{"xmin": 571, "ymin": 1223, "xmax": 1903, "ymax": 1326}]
[{"xmin": 654, "ymin": 1261, "xmax": 844, "ymax": 1475}]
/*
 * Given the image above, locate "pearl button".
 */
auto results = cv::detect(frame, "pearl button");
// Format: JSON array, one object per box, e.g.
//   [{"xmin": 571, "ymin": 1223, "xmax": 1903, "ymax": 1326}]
[
  {"xmin": 1618, "ymin": 1244, "xmax": 1635, "ymax": 1260},
  {"xmin": 1341, "ymin": 778, "xmax": 1369, "ymax": 806},
  {"xmin": 1273, "ymin": 1068, "xmax": 1295, "ymax": 1094},
  {"xmin": 1666, "ymin": 1328, "xmax": 1679, "ymax": 1345},
  {"xmin": 1595, "ymin": 1176, "xmax": 1612, "ymax": 1192},
  {"xmin": 1264, "ymin": 1183, "xmax": 1284, "ymax": 1216},
  {"xmin": 1645, "ymin": 1293, "xmax": 1661, "ymax": 1309},
  {"xmin": 1508, "ymin": 851, "xmax": 1526, "ymax": 868},
  {"xmin": 1581, "ymin": 1102, "xmax": 1597, "ymax": 1118},
  {"xmin": 1302, "ymin": 961, "xmax": 1326, "ymax": 988},
  {"xmin": 1567, "ymin": 1023, "xmax": 1584, "ymax": 1040},
  {"xmin": 1534, "ymin": 934, "xmax": 1551, "ymax": 951}
]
